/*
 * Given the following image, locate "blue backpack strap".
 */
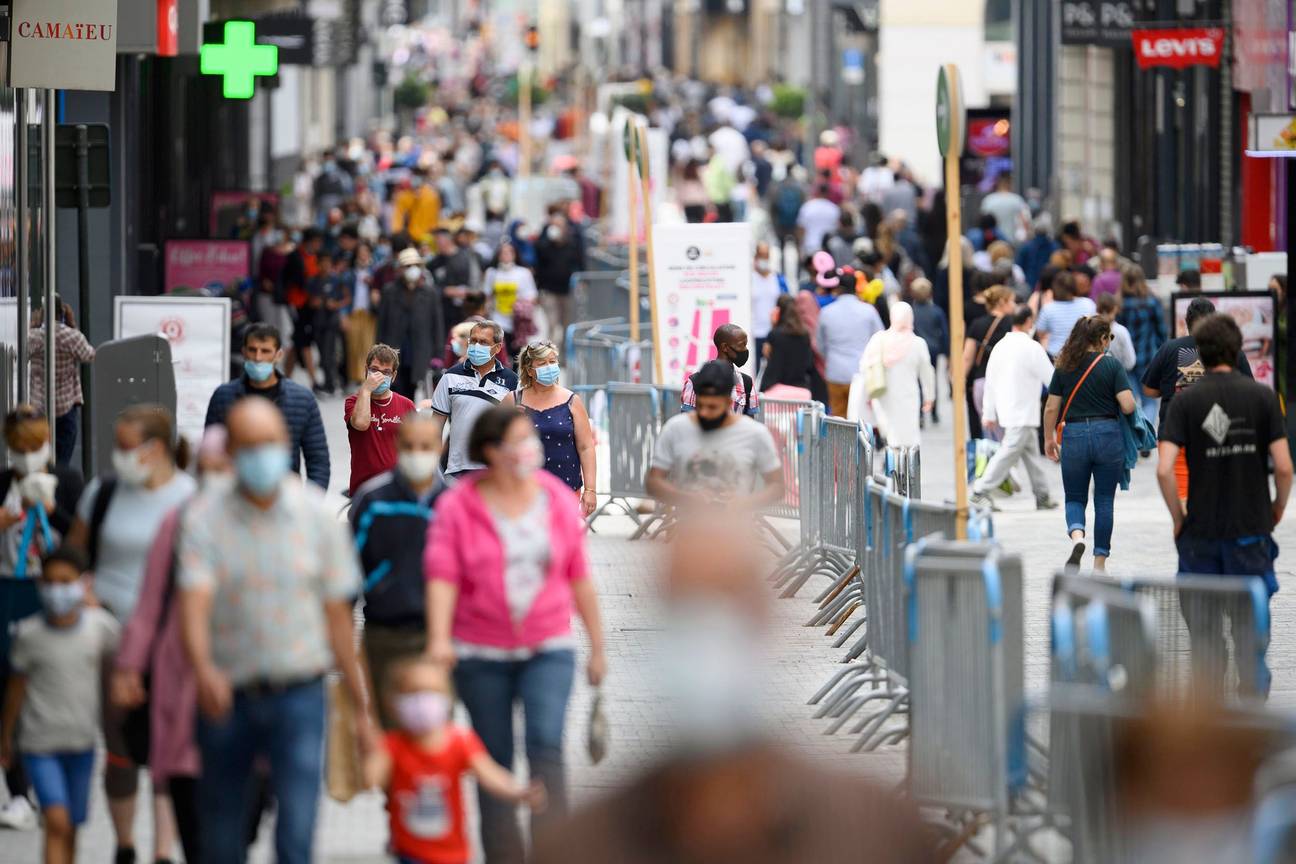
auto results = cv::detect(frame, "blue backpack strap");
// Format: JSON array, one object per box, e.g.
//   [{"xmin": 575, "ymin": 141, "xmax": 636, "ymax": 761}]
[
  {"xmin": 14, "ymin": 502, "xmax": 54, "ymax": 581},
  {"xmin": 353, "ymin": 498, "xmax": 432, "ymax": 592}
]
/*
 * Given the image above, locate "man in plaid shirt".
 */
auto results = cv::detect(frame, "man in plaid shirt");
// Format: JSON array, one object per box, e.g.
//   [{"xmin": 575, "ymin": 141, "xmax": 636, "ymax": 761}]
[{"xmin": 27, "ymin": 296, "xmax": 94, "ymax": 466}]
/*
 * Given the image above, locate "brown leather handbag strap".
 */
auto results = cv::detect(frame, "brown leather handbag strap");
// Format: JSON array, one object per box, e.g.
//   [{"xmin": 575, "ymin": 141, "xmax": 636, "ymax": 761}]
[
  {"xmin": 975, "ymin": 315, "xmax": 1005, "ymax": 369},
  {"xmin": 1059, "ymin": 354, "xmax": 1106, "ymax": 428}
]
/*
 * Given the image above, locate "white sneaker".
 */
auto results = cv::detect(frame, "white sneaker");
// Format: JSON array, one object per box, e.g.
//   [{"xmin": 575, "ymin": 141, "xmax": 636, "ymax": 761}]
[{"xmin": 0, "ymin": 795, "xmax": 37, "ymax": 830}]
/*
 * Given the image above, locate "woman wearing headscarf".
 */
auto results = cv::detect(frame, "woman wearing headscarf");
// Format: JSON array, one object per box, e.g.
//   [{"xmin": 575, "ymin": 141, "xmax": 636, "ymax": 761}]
[{"xmin": 848, "ymin": 302, "xmax": 935, "ymax": 448}]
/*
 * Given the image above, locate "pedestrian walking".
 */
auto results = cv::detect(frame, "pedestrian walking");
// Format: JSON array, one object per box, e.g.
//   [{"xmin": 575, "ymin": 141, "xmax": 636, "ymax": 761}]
[
  {"xmin": 647, "ymin": 361, "xmax": 784, "ymax": 509},
  {"xmin": 1155, "ymin": 313, "xmax": 1292, "ymax": 695},
  {"xmin": 1096, "ymin": 293, "xmax": 1136, "ymax": 372},
  {"xmin": 1016, "ymin": 212, "xmax": 1059, "ymax": 292},
  {"xmin": 66, "ymin": 405, "xmax": 195, "ymax": 864},
  {"xmin": 971, "ymin": 305, "xmax": 1057, "ymax": 511},
  {"xmin": 1117, "ymin": 265, "xmax": 1167, "ymax": 426},
  {"xmin": 351, "ymin": 412, "xmax": 444, "ymax": 728},
  {"xmin": 280, "ymin": 227, "xmax": 324, "ymax": 381},
  {"xmin": 178, "ymin": 397, "xmax": 374, "ymax": 864},
  {"xmin": 305, "ymin": 251, "xmax": 350, "ymax": 396},
  {"xmin": 680, "ymin": 325, "xmax": 760, "ymax": 417},
  {"xmin": 0, "ymin": 545, "xmax": 119, "ymax": 864},
  {"xmin": 760, "ymin": 294, "xmax": 819, "ymax": 397},
  {"xmin": 110, "ymin": 426, "xmax": 230, "ymax": 864},
  {"xmin": 342, "ymin": 241, "xmax": 379, "ymax": 386},
  {"xmin": 483, "ymin": 242, "xmax": 538, "ymax": 354},
  {"xmin": 429, "ymin": 227, "xmax": 478, "ymax": 333},
  {"xmin": 346, "ymin": 344, "xmax": 416, "ymax": 495},
  {"xmin": 26, "ymin": 297, "xmax": 94, "ymax": 467},
  {"xmin": 979, "ymin": 172, "xmax": 1030, "ymax": 243},
  {"xmin": 377, "ymin": 247, "xmax": 447, "ymax": 400},
  {"xmin": 1035, "ymin": 270, "xmax": 1097, "ymax": 357},
  {"xmin": 0, "ymin": 406, "xmax": 83, "ymax": 832},
  {"xmin": 516, "ymin": 341, "xmax": 597, "ymax": 515},
  {"xmin": 364, "ymin": 657, "xmax": 546, "ymax": 864},
  {"xmin": 909, "ymin": 279, "xmax": 948, "ymax": 424},
  {"xmin": 796, "ymin": 185, "xmax": 841, "ymax": 257},
  {"xmin": 204, "ymin": 323, "xmax": 331, "ymax": 489},
  {"xmin": 816, "ymin": 269, "xmax": 884, "ymax": 417},
  {"xmin": 430, "ymin": 320, "xmax": 519, "ymax": 482},
  {"xmin": 425, "ymin": 405, "xmax": 606, "ymax": 864},
  {"xmin": 1043, "ymin": 316, "xmax": 1139, "ymax": 572},
  {"xmin": 963, "ymin": 285, "xmax": 1015, "ymax": 438},
  {"xmin": 750, "ymin": 242, "xmax": 785, "ymax": 362},
  {"xmin": 534, "ymin": 211, "xmax": 585, "ymax": 344},
  {"xmin": 849, "ymin": 302, "xmax": 935, "ymax": 448}
]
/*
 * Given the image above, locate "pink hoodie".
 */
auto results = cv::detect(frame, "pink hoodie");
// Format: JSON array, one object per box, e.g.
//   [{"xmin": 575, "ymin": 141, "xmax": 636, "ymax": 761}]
[{"xmin": 425, "ymin": 470, "xmax": 588, "ymax": 649}]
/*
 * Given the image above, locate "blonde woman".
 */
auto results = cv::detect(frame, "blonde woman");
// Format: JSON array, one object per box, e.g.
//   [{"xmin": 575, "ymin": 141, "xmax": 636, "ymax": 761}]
[{"xmin": 516, "ymin": 340, "xmax": 598, "ymax": 516}]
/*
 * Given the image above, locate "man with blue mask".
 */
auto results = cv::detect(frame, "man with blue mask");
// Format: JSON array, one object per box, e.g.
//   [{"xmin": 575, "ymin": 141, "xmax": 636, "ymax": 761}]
[
  {"xmin": 430, "ymin": 319, "xmax": 518, "ymax": 481},
  {"xmin": 178, "ymin": 397, "xmax": 374, "ymax": 864},
  {"xmin": 203, "ymin": 323, "xmax": 330, "ymax": 490},
  {"xmin": 346, "ymin": 344, "xmax": 415, "ymax": 494}
]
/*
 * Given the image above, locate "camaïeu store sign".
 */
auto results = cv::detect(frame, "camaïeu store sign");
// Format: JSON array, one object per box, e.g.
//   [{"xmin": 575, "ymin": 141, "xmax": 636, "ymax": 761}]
[{"xmin": 5, "ymin": 0, "xmax": 119, "ymax": 92}]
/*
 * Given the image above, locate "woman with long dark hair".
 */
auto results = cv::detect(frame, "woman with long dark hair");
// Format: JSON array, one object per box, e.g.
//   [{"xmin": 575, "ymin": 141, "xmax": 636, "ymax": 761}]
[
  {"xmin": 1042, "ymin": 317, "xmax": 1138, "ymax": 572},
  {"xmin": 760, "ymin": 294, "xmax": 818, "ymax": 395}
]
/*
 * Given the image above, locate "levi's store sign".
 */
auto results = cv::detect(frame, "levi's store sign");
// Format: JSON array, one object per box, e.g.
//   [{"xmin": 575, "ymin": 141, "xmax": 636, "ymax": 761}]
[
  {"xmin": 7, "ymin": 0, "xmax": 118, "ymax": 91},
  {"xmin": 1132, "ymin": 28, "xmax": 1224, "ymax": 70}
]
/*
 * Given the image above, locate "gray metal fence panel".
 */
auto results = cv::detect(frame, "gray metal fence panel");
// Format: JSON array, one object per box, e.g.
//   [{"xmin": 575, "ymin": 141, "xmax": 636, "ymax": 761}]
[{"xmin": 758, "ymin": 398, "xmax": 819, "ymax": 521}]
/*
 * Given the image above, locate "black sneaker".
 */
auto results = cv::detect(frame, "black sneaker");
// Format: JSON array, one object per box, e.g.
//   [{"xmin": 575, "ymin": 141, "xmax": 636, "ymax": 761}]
[
  {"xmin": 1065, "ymin": 541, "xmax": 1086, "ymax": 570},
  {"xmin": 115, "ymin": 848, "xmax": 136, "ymax": 864}
]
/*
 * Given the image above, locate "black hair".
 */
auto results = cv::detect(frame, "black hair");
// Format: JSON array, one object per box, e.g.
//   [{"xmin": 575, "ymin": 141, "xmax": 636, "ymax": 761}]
[
  {"xmin": 339, "ymin": 225, "xmax": 360, "ymax": 241},
  {"xmin": 467, "ymin": 405, "xmax": 528, "ymax": 465},
  {"xmin": 978, "ymin": 213, "xmax": 998, "ymax": 232},
  {"xmin": 712, "ymin": 323, "xmax": 745, "ymax": 350},
  {"xmin": 301, "ymin": 227, "xmax": 324, "ymax": 243},
  {"xmin": 1060, "ymin": 221, "xmax": 1082, "ymax": 240},
  {"xmin": 243, "ymin": 323, "xmax": 282, "ymax": 350},
  {"xmin": 1011, "ymin": 305, "xmax": 1034, "ymax": 328},
  {"xmin": 1192, "ymin": 313, "xmax": 1242, "ymax": 370},
  {"xmin": 1177, "ymin": 268, "xmax": 1202, "ymax": 289},
  {"xmin": 1071, "ymin": 264, "xmax": 1096, "ymax": 281},
  {"xmin": 1184, "ymin": 296, "xmax": 1217, "ymax": 331},
  {"xmin": 1036, "ymin": 264, "xmax": 1060, "ymax": 294},
  {"xmin": 43, "ymin": 544, "xmax": 88, "ymax": 575}
]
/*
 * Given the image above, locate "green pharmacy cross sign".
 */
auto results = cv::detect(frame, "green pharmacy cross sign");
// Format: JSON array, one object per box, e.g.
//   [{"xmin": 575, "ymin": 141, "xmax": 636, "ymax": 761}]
[{"xmin": 201, "ymin": 21, "xmax": 279, "ymax": 100}]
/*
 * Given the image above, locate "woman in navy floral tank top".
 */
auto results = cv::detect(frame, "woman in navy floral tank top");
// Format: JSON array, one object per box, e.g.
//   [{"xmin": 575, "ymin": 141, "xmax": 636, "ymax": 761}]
[{"xmin": 516, "ymin": 341, "xmax": 598, "ymax": 514}]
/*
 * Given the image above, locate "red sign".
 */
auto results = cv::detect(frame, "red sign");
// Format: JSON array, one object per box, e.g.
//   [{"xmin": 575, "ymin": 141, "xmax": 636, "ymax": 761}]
[
  {"xmin": 157, "ymin": 0, "xmax": 178, "ymax": 57},
  {"xmin": 1132, "ymin": 28, "xmax": 1224, "ymax": 69},
  {"xmin": 966, "ymin": 118, "xmax": 1011, "ymax": 158},
  {"xmin": 164, "ymin": 240, "xmax": 250, "ymax": 293}
]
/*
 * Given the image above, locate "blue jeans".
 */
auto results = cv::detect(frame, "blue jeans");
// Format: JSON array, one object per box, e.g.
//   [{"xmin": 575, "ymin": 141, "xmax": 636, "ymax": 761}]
[
  {"xmin": 54, "ymin": 405, "xmax": 79, "ymax": 467},
  {"xmin": 1059, "ymin": 418, "xmax": 1123, "ymax": 557},
  {"xmin": 196, "ymin": 678, "xmax": 326, "ymax": 864},
  {"xmin": 23, "ymin": 750, "xmax": 95, "ymax": 824},
  {"xmin": 1176, "ymin": 534, "xmax": 1279, "ymax": 696},
  {"xmin": 454, "ymin": 650, "xmax": 575, "ymax": 864}
]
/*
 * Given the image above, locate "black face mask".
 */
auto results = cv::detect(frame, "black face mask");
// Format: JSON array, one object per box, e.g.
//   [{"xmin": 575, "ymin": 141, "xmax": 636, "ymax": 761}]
[
  {"xmin": 730, "ymin": 349, "xmax": 750, "ymax": 367},
  {"xmin": 697, "ymin": 412, "xmax": 727, "ymax": 432}
]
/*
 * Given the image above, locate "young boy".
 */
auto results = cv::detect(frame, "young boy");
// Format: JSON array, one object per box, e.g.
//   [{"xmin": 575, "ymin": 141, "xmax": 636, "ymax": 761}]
[
  {"xmin": 0, "ymin": 546, "xmax": 119, "ymax": 864},
  {"xmin": 365, "ymin": 657, "xmax": 544, "ymax": 864}
]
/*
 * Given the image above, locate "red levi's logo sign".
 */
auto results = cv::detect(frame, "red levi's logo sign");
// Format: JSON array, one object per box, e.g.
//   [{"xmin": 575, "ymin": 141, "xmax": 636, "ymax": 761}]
[{"xmin": 1132, "ymin": 28, "xmax": 1224, "ymax": 69}]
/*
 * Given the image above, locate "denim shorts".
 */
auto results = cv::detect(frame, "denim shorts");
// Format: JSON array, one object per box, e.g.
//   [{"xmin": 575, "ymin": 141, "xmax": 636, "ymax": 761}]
[{"xmin": 23, "ymin": 750, "xmax": 96, "ymax": 824}]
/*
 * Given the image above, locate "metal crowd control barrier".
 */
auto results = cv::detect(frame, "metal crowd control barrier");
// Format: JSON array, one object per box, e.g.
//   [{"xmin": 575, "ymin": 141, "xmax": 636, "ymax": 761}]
[
  {"xmin": 569, "ymin": 269, "xmax": 649, "ymax": 323},
  {"xmin": 881, "ymin": 445, "xmax": 921, "ymax": 498},
  {"xmin": 564, "ymin": 319, "xmax": 654, "ymax": 389},
  {"xmin": 757, "ymin": 398, "xmax": 818, "ymax": 522},
  {"xmin": 586, "ymin": 384, "xmax": 660, "ymax": 534},
  {"xmin": 1098, "ymin": 573, "xmax": 1271, "ymax": 702},
  {"xmin": 906, "ymin": 539, "xmax": 1032, "ymax": 861},
  {"xmin": 657, "ymin": 386, "xmax": 682, "ymax": 425},
  {"xmin": 1050, "ymin": 574, "xmax": 1158, "ymax": 693}
]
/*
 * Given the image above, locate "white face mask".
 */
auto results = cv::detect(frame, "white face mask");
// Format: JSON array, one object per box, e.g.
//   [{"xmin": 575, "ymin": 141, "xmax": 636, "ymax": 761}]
[
  {"xmin": 398, "ymin": 451, "xmax": 439, "ymax": 484},
  {"xmin": 403, "ymin": 265, "xmax": 421, "ymax": 282},
  {"xmin": 200, "ymin": 473, "xmax": 234, "ymax": 495},
  {"xmin": 504, "ymin": 437, "xmax": 544, "ymax": 480},
  {"xmin": 546, "ymin": 224, "xmax": 563, "ymax": 242},
  {"xmin": 111, "ymin": 446, "xmax": 153, "ymax": 487},
  {"xmin": 10, "ymin": 442, "xmax": 49, "ymax": 476}
]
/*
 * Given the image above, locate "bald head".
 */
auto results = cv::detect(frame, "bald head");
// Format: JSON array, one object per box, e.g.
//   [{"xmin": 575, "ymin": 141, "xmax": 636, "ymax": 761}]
[
  {"xmin": 398, "ymin": 410, "xmax": 442, "ymax": 453},
  {"xmin": 226, "ymin": 397, "xmax": 288, "ymax": 454}
]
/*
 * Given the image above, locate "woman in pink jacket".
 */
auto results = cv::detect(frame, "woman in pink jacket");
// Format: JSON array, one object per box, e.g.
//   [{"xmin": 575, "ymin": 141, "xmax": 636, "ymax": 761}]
[{"xmin": 426, "ymin": 405, "xmax": 606, "ymax": 864}]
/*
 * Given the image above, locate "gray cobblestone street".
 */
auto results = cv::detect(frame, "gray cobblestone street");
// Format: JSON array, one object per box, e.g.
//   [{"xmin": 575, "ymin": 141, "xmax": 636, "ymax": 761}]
[{"xmin": 4, "ymin": 392, "xmax": 1295, "ymax": 862}]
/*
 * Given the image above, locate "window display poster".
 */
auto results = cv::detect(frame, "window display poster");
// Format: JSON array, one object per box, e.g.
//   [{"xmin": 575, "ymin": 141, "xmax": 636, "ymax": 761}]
[
  {"xmin": 650, "ymin": 222, "xmax": 753, "ymax": 386},
  {"xmin": 1172, "ymin": 291, "xmax": 1276, "ymax": 390}
]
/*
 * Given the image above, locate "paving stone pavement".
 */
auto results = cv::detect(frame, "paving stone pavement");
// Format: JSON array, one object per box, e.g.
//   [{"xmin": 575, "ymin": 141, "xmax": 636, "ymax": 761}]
[{"xmin": 4, "ymin": 390, "xmax": 1295, "ymax": 862}]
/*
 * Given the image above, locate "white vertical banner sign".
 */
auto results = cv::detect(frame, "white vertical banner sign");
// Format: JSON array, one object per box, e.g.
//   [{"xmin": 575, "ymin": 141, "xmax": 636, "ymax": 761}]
[
  {"xmin": 114, "ymin": 296, "xmax": 231, "ymax": 451},
  {"xmin": 650, "ymin": 223, "xmax": 752, "ymax": 386}
]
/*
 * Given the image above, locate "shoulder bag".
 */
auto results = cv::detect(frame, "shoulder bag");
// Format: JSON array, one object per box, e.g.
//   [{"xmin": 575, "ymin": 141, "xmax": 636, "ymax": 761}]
[{"xmin": 1054, "ymin": 354, "xmax": 1105, "ymax": 448}]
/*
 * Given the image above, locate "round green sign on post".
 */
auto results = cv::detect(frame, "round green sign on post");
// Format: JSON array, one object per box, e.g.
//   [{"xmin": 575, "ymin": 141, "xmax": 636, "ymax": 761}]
[
  {"xmin": 935, "ymin": 64, "xmax": 965, "ymax": 159},
  {"xmin": 622, "ymin": 116, "xmax": 650, "ymax": 179}
]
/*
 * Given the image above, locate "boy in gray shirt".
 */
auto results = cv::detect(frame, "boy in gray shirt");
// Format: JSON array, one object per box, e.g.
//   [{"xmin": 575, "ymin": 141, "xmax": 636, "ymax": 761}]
[{"xmin": 1, "ymin": 546, "xmax": 119, "ymax": 862}]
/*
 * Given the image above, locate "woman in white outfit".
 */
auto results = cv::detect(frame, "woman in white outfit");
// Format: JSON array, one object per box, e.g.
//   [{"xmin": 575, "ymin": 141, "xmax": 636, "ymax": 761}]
[{"xmin": 847, "ymin": 302, "xmax": 935, "ymax": 447}]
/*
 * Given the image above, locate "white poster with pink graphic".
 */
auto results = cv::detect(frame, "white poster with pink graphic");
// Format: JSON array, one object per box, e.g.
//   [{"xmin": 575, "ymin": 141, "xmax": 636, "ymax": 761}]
[
  {"xmin": 650, "ymin": 223, "xmax": 753, "ymax": 387},
  {"xmin": 114, "ymin": 296, "xmax": 231, "ymax": 451}
]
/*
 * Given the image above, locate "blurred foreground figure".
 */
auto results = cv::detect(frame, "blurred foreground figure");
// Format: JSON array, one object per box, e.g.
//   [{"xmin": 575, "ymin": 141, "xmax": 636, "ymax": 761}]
[{"xmin": 533, "ymin": 516, "xmax": 934, "ymax": 864}]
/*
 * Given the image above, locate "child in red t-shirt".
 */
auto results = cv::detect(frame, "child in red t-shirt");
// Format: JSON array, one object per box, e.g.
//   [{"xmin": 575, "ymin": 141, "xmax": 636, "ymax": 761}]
[{"xmin": 365, "ymin": 657, "xmax": 545, "ymax": 864}]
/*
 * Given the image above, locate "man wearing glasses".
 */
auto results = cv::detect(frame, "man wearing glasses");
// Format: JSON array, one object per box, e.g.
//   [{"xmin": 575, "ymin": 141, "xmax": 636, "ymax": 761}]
[
  {"xmin": 430, "ymin": 319, "xmax": 518, "ymax": 481},
  {"xmin": 346, "ymin": 344, "xmax": 416, "ymax": 494}
]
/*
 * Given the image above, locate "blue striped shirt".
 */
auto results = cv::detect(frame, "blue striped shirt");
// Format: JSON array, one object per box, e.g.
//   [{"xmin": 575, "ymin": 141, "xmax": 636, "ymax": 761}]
[{"xmin": 1037, "ymin": 298, "xmax": 1097, "ymax": 356}]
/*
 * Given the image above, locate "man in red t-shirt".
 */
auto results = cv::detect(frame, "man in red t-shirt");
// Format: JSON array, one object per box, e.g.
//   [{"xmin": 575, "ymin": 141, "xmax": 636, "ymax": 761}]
[{"xmin": 346, "ymin": 343, "xmax": 415, "ymax": 493}]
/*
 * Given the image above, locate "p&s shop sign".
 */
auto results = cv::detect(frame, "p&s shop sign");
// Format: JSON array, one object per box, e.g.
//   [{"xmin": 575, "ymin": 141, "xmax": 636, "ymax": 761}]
[
  {"xmin": 6, "ymin": 0, "xmax": 118, "ymax": 91},
  {"xmin": 1132, "ymin": 28, "xmax": 1224, "ymax": 70}
]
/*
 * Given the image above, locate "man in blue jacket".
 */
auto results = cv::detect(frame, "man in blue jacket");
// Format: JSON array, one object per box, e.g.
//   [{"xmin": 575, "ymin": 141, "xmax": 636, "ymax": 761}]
[
  {"xmin": 204, "ymin": 323, "xmax": 330, "ymax": 489},
  {"xmin": 349, "ymin": 410, "xmax": 442, "ymax": 727}
]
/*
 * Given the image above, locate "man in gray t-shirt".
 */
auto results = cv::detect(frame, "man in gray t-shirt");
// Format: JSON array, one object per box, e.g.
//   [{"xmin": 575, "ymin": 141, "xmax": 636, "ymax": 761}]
[{"xmin": 647, "ymin": 361, "xmax": 783, "ymax": 507}]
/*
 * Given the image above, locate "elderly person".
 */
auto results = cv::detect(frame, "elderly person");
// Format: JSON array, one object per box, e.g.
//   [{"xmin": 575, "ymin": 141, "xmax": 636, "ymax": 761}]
[
  {"xmin": 516, "ymin": 340, "xmax": 597, "ymax": 516},
  {"xmin": 426, "ymin": 405, "xmax": 606, "ymax": 864}
]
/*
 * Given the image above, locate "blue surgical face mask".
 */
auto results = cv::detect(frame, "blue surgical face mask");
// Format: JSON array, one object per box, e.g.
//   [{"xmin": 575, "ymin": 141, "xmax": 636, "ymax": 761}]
[
  {"xmin": 234, "ymin": 444, "xmax": 291, "ymax": 496},
  {"xmin": 244, "ymin": 359, "xmax": 275, "ymax": 383},
  {"xmin": 535, "ymin": 364, "xmax": 561, "ymax": 386},
  {"xmin": 374, "ymin": 376, "xmax": 392, "ymax": 396},
  {"xmin": 40, "ymin": 581, "xmax": 84, "ymax": 618},
  {"xmin": 467, "ymin": 344, "xmax": 493, "ymax": 367},
  {"xmin": 452, "ymin": 341, "xmax": 466, "ymax": 357}
]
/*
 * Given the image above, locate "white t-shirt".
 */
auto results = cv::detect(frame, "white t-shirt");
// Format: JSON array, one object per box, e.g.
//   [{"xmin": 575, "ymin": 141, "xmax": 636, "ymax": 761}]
[
  {"xmin": 483, "ymin": 264, "xmax": 538, "ymax": 332},
  {"xmin": 797, "ymin": 198, "xmax": 841, "ymax": 256},
  {"xmin": 750, "ymin": 271, "xmax": 782, "ymax": 339},
  {"xmin": 79, "ymin": 471, "xmax": 196, "ymax": 619},
  {"xmin": 651, "ymin": 414, "xmax": 781, "ymax": 498}
]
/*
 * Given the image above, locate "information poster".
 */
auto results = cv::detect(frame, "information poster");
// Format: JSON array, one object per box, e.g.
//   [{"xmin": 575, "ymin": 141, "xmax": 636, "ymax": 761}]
[
  {"xmin": 164, "ymin": 240, "xmax": 250, "ymax": 293},
  {"xmin": 650, "ymin": 223, "xmax": 753, "ymax": 386},
  {"xmin": 1172, "ymin": 291, "xmax": 1276, "ymax": 390},
  {"xmin": 114, "ymin": 296, "xmax": 231, "ymax": 449}
]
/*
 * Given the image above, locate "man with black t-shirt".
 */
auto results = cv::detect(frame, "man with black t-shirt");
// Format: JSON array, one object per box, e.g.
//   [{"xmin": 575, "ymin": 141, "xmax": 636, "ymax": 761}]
[{"xmin": 1156, "ymin": 313, "xmax": 1292, "ymax": 694}]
